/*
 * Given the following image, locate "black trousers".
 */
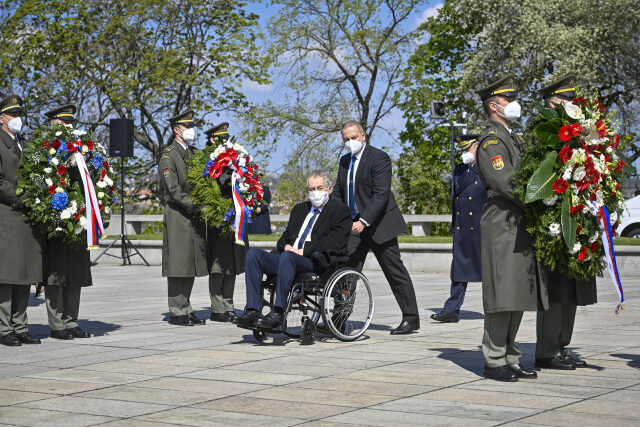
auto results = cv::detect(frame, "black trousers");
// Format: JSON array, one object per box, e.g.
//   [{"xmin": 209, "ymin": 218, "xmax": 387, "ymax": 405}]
[{"xmin": 347, "ymin": 233, "xmax": 419, "ymax": 323}]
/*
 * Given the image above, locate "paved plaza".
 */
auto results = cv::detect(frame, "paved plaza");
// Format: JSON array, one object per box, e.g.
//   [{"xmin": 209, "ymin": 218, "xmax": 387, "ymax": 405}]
[{"xmin": 0, "ymin": 265, "xmax": 639, "ymax": 426}]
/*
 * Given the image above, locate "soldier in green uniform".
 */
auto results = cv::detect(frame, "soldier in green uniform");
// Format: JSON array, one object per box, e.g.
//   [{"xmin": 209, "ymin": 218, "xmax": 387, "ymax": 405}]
[
  {"xmin": 203, "ymin": 123, "xmax": 247, "ymax": 322},
  {"xmin": 534, "ymin": 75, "xmax": 596, "ymax": 370},
  {"xmin": 475, "ymin": 75, "xmax": 548, "ymax": 381},
  {"xmin": 158, "ymin": 110, "xmax": 208, "ymax": 326},
  {"xmin": 43, "ymin": 104, "xmax": 93, "ymax": 340},
  {"xmin": 0, "ymin": 95, "xmax": 43, "ymax": 346}
]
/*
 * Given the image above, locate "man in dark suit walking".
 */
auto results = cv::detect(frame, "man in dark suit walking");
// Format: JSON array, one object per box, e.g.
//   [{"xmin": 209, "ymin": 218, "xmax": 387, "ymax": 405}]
[
  {"xmin": 333, "ymin": 121, "xmax": 420, "ymax": 334},
  {"xmin": 234, "ymin": 172, "xmax": 352, "ymax": 329},
  {"xmin": 431, "ymin": 134, "xmax": 487, "ymax": 323}
]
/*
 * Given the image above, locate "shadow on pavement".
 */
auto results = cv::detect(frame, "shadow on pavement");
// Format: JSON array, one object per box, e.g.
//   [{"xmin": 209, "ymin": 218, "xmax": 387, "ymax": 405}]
[
  {"xmin": 425, "ymin": 307, "xmax": 484, "ymax": 320},
  {"xmin": 610, "ymin": 353, "xmax": 640, "ymax": 369},
  {"xmin": 28, "ymin": 320, "xmax": 122, "ymax": 339}
]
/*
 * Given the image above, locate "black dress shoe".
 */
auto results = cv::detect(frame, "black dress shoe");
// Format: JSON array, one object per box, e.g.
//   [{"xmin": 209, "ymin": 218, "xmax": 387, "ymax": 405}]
[
  {"xmin": 565, "ymin": 354, "xmax": 587, "ymax": 368},
  {"xmin": 16, "ymin": 332, "xmax": 41, "ymax": 344},
  {"xmin": 225, "ymin": 311, "xmax": 237, "ymax": 321},
  {"xmin": 51, "ymin": 329, "xmax": 74, "ymax": 340},
  {"xmin": 168, "ymin": 315, "xmax": 194, "ymax": 326},
  {"xmin": 0, "ymin": 333, "xmax": 22, "ymax": 346},
  {"xmin": 430, "ymin": 312, "xmax": 459, "ymax": 323},
  {"xmin": 507, "ymin": 363, "xmax": 537, "ymax": 379},
  {"xmin": 189, "ymin": 313, "xmax": 206, "ymax": 325},
  {"xmin": 233, "ymin": 310, "xmax": 263, "ymax": 327},
  {"xmin": 483, "ymin": 365, "xmax": 518, "ymax": 382},
  {"xmin": 535, "ymin": 356, "xmax": 576, "ymax": 370},
  {"xmin": 255, "ymin": 311, "xmax": 284, "ymax": 329},
  {"xmin": 390, "ymin": 320, "xmax": 420, "ymax": 335},
  {"xmin": 210, "ymin": 312, "xmax": 231, "ymax": 322},
  {"xmin": 68, "ymin": 327, "xmax": 91, "ymax": 338},
  {"xmin": 35, "ymin": 283, "xmax": 44, "ymax": 297}
]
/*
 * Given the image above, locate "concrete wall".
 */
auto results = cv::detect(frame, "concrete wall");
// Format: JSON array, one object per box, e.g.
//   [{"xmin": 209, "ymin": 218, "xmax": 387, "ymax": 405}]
[{"xmin": 91, "ymin": 239, "xmax": 640, "ymax": 277}]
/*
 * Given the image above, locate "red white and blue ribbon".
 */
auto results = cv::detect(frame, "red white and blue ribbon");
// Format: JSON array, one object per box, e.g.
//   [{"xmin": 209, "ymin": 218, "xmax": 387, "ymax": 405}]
[
  {"xmin": 598, "ymin": 205, "xmax": 625, "ymax": 314},
  {"xmin": 74, "ymin": 152, "xmax": 104, "ymax": 250},
  {"xmin": 230, "ymin": 167, "xmax": 247, "ymax": 246}
]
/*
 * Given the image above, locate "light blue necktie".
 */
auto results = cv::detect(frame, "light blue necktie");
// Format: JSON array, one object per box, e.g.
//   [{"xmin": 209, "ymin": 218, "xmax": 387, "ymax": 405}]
[{"xmin": 297, "ymin": 209, "xmax": 319, "ymax": 249}]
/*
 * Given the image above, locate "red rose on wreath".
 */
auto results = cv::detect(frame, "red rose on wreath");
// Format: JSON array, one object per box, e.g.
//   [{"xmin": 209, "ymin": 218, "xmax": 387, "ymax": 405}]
[
  {"xmin": 615, "ymin": 160, "xmax": 626, "ymax": 173},
  {"xmin": 52, "ymin": 139, "xmax": 61, "ymax": 149},
  {"xmin": 57, "ymin": 165, "xmax": 67, "ymax": 175},
  {"xmin": 87, "ymin": 140, "xmax": 94, "ymax": 150},
  {"xmin": 48, "ymin": 186, "xmax": 56, "ymax": 194},
  {"xmin": 570, "ymin": 204, "xmax": 584, "ymax": 216},
  {"xmin": 577, "ymin": 247, "xmax": 588, "ymax": 261},
  {"xmin": 552, "ymin": 178, "xmax": 569, "ymax": 194},
  {"xmin": 559, "ymin": 146, "xmax": 573, "ymax": 163},
  {"xmin": 576, "ymin": 224, "xmax": 583, "ymax": 234},
  {"xmin": 590, "ymin": 241, "xmax": 598, "ymax": 252}
]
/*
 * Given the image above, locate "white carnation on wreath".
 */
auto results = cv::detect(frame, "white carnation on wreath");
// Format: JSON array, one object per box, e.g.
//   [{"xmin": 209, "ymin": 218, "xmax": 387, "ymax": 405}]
[
  {"xmin": 548, "ymin": 223, "xmax": 561, "ymax": 236},
  {"xmin": 572, "ymin": 166, "xmax": 586, "ymax": 181},
  {"xmin": 51, "ymin": 157, "xmax": 59, "ymax": 166},
  {"xmin": 60, "ymin": 209, "xmax": 71, "ymax": 220},
  {"xmin": 104, "ymin": 176, "xmax": 113, "ymax": 186},
  {"xmin": 35, "ymin": 197, "xmax": 41, "ymax": 204},
  {"xmin": 610, "ymin": 211, "xmax": 618, "ymax": 223},
  {"xmin": 589, "ymin": 231, "xmax": 599, "ymax": 243},
  {"xmin": 79, "ymin": 216, "xmax": 87, "ymax": 229},
  {"xmin": 44, "ymin": 167, "xmax": 52, "ymax": 174},
  {"xmin": 45, "ymin": 177, "xmax": 53, "ymax": 186},
  {"xmin": 543, "ymin": 195, "xmax": 558, "ymax": 206},
  {"xmin": 569, "ymin": 243, "xmax": 582, "ymax": 255},
  {"xmin": 97, "ymin": 180, "xmax": 107, "ymax": 188}
]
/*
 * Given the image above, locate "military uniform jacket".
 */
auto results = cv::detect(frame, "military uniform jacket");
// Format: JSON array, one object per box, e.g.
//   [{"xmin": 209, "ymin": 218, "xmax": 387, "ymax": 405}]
[
  {"xmin": 159, "ymin": 140, "xmax": 208, "ymax": 277},
  {"xmin": 44, "ymin": 240, "xmax": 92, "ymax": 287},
  {"xmin": 0, "ymin": 131, "xmax": 42, "ymax": 285},
  {"xmin": 450, "ymin": 162, "xmax": 486, "ymax": 283},
  {"xmin": 476, "ymin": 120, "xmax": 548, "ymax": 313}
]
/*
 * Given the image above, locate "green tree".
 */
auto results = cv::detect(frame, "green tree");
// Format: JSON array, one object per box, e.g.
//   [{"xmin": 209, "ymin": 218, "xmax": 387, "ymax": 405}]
[
  {"xmin": 398, "ymin": 0, "xmax": 640, "ymax": 209},
  {"xmin": 0, "ymin": 0, "xmax": 270, "ymax": 201},
  {"xmin": 240, "ymin": 0, "xmax": 427, "ymax": 206}
]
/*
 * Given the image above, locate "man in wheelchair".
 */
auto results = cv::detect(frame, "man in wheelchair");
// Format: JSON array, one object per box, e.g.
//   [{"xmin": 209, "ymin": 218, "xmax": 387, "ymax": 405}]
[{"xmin": 233, "ymin": 172, "xmax": 352, "ymax": 330}]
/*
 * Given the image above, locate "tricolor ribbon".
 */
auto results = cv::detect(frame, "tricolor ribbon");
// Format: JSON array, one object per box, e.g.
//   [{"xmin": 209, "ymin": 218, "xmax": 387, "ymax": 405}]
[
  {"xmin": 74, "ymin": 152, "xmax": 105, "ymax": 250},
  {"xmin": 230, "ymin": 167, "xmax": 247, "ymax": 246},
  {"xmin": 598, "ymin": 205, "xmax": 625, "ymax": 314}
]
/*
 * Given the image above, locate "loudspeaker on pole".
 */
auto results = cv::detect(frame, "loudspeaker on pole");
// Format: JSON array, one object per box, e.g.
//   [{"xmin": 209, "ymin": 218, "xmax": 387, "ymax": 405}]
[{"xmin": 109, "ymin": 118, "xmax": 134, "ymax": 157}]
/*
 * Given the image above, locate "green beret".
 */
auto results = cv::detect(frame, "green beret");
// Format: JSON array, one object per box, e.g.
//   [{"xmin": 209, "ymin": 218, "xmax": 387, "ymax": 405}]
[
  {"xmin": 456, "ymin": 133, "xmax": 481, "ymax": 151},
  {"xmin": 476, "ymin": 74, "xmax": 518, "ymax": 100},
  {"xmin": 538, "ymin": 74, "xmax": 577, "ymax": 100},
  {"xmin": 0, "ymin": 94, "xmax": 23, "ymax": 115},
  {"xmin": 45, "ymin": 104, "xmax": 77, "ymax": 122},
  {"xmin": 169, "ymin": 109, "xmax": 196, "ymax": 127},
  {"xmin": 204, "ymin": 122, "xmax": 229, "ymax": 137}
]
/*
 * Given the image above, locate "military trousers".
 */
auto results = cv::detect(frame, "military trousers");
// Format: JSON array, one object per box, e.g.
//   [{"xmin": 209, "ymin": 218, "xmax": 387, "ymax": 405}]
[
  {"xmin": 0, "ymin": 284, "xmax": 30, "ymax": 337},
  {"xmin": 482, "ymin": 310, "xmax": 523, "ymax": 368},
  {"xmin": 536, "ymin": 302, "xmax": 577, "ymax": 359},
  {"xmin": 168, "ymin": 277, "xmax": 195, "ymax": 317},
  {"xmin": 442, "ymin": 281, "xmax": 468, "ymax": 318},
  {"xmin": 45, "ymin": 286, "xmax": 81, "ymax": 331},
  {"xmin": 209, "ymin": 273, "xmax": 235, "ymax": 314}
]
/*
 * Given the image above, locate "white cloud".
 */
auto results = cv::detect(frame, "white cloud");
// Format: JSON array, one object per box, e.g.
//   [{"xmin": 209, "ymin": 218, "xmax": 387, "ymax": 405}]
[
  {"xmin": 241, "ymin": 79, "xmax": 273, "ymax": 93},
  {"xmin": 413, "ymin": 3, "xmax": 443, "ymax": 28}
]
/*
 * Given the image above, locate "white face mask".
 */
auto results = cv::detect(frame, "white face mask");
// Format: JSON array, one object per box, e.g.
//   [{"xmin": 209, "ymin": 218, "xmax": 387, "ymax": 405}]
[
  {"xmin": 461, "ymin": 151, "xmax": 475, "ymax": 165},
  {"xmin": 6, "ymin": 117, "xmax": 22, "ymax": 133},
  {"xmin": 345, "ymin": 138, "xmax": 363, "ymax": 154},
  {"xmin": 495, "ymin": 100, "xmax": 521, "ymax": 120},
  {"xmin": 308, "ymin": 190, "xmax": 328, "ymax": 207},
  {"xmin": 181, "ymin": 127, "xmax": 195, "ymax": 142}
]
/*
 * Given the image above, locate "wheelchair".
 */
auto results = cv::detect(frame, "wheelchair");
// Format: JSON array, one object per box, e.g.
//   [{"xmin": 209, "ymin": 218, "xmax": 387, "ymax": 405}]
[{"xmin": 238, "ymin": 257, "xmax": 374, "ymax": 345}]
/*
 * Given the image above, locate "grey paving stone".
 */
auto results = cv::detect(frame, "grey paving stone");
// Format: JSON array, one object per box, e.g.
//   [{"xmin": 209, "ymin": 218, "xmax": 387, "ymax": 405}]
[
  {"xmin": 0, "ymin": 406, "xmax": 115, "ymax": 426},
  {"xmin": 137, "ymin": 407, "xmax": 301, "ymax": 426},
  {"xmin": 17, "ymin": 395, "xmax": 173, "ymax": 418},
  {"xmin": 324, "ymin": 408, "xmax": 497, "ymax": 426}
]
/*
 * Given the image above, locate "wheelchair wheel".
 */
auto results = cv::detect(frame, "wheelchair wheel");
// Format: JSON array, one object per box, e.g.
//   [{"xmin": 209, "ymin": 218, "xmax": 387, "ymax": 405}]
[
  {"xmin": 253, "ymin": 329, "xmax": 269, "ymax": 342},
  {"xmin": 283, "ymin": 283, "xmax": 320, "ymax": 338},
  {"xmin": 322, "ymin": 268, "xmax": 374, "ymax": 341}
]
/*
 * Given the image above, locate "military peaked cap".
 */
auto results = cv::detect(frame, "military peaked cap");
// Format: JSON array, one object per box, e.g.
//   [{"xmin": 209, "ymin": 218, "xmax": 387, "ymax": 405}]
[
  {"xmin": 456, "ymin": 133, "xmax": 481, "ymax": 151},
  {"xmin": 204, "ymin": 122, "xmax": 229, "ymax": 137},
  {"xmin": 169, "ymin": 109, "xmax": 196, "ymax": 127},
  {"xmin": 45, "ymin": 104, "xmax": 77, "ymax": 122},
  {"xmin": 476, "ymin": 74, "xmax": 518, "ymax": 100},
  {"xmin": 0, "ymin": 94, "xmax": 23, "ymax": 114},
  {"xmin": 538, "ymin": 74, "xmax": 577, "ymax": 100}
]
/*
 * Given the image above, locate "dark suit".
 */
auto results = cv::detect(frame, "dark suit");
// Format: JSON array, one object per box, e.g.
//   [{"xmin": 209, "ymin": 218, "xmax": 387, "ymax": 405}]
[
  {"xmin": 441, "ymin": 162, "xmax": 487, "ymax": 317},
  {"xmin": 246, "ymin": 186, "xmax": 272, "ymax": 234},
  {"xmin": 333, "ymin": 144, "xmax": 419, "ymax": 323},
  {"xmin": 244, "ymin": 198, "xmax": 351, "ymax": 310}
]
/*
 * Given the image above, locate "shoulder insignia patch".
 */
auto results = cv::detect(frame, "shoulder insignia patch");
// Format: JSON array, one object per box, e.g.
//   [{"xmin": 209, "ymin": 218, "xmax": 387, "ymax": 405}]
[
  {"xmin": 161, "ymin": 154, "xmax": 170, "ymax": 159},
  {"xmin": 482, "ymin": 139, "xmax": 499, "ymax": 150},
  {"xmin": 163, "ymin": 167, "xmax": 170, "ymax": 177},
  {"xmin": 490, "ymin": 155, "xmax": 504, "ymax": 171},
  {"xmin": 489, "ymin": 130, "xmax": 496, "ymax": 134},
  {"xmin": 165, "ymin": 146, "xmax": 174, "ymax": 152}
]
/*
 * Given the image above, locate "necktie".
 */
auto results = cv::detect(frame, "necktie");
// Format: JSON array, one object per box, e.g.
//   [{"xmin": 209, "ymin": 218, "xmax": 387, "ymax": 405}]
[
  {"xmin": 348, "ymin": 155, "xmax": 358, "ymax": 219},
  {"xmin": 297, "ymin": 209, "xmax": 319, "ymax": 249}
]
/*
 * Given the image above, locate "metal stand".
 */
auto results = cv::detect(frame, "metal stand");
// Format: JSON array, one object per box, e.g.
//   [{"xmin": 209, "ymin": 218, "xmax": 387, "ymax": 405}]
[{"xmin": 92, "ymin": 157, "xmax": 150, "ymax": 266}]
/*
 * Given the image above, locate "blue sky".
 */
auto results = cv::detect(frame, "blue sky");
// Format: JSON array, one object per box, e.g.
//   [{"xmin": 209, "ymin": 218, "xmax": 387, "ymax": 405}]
[{"xmin": 209, "ymin": 0, "xmax": 444, "ymax": 173}]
